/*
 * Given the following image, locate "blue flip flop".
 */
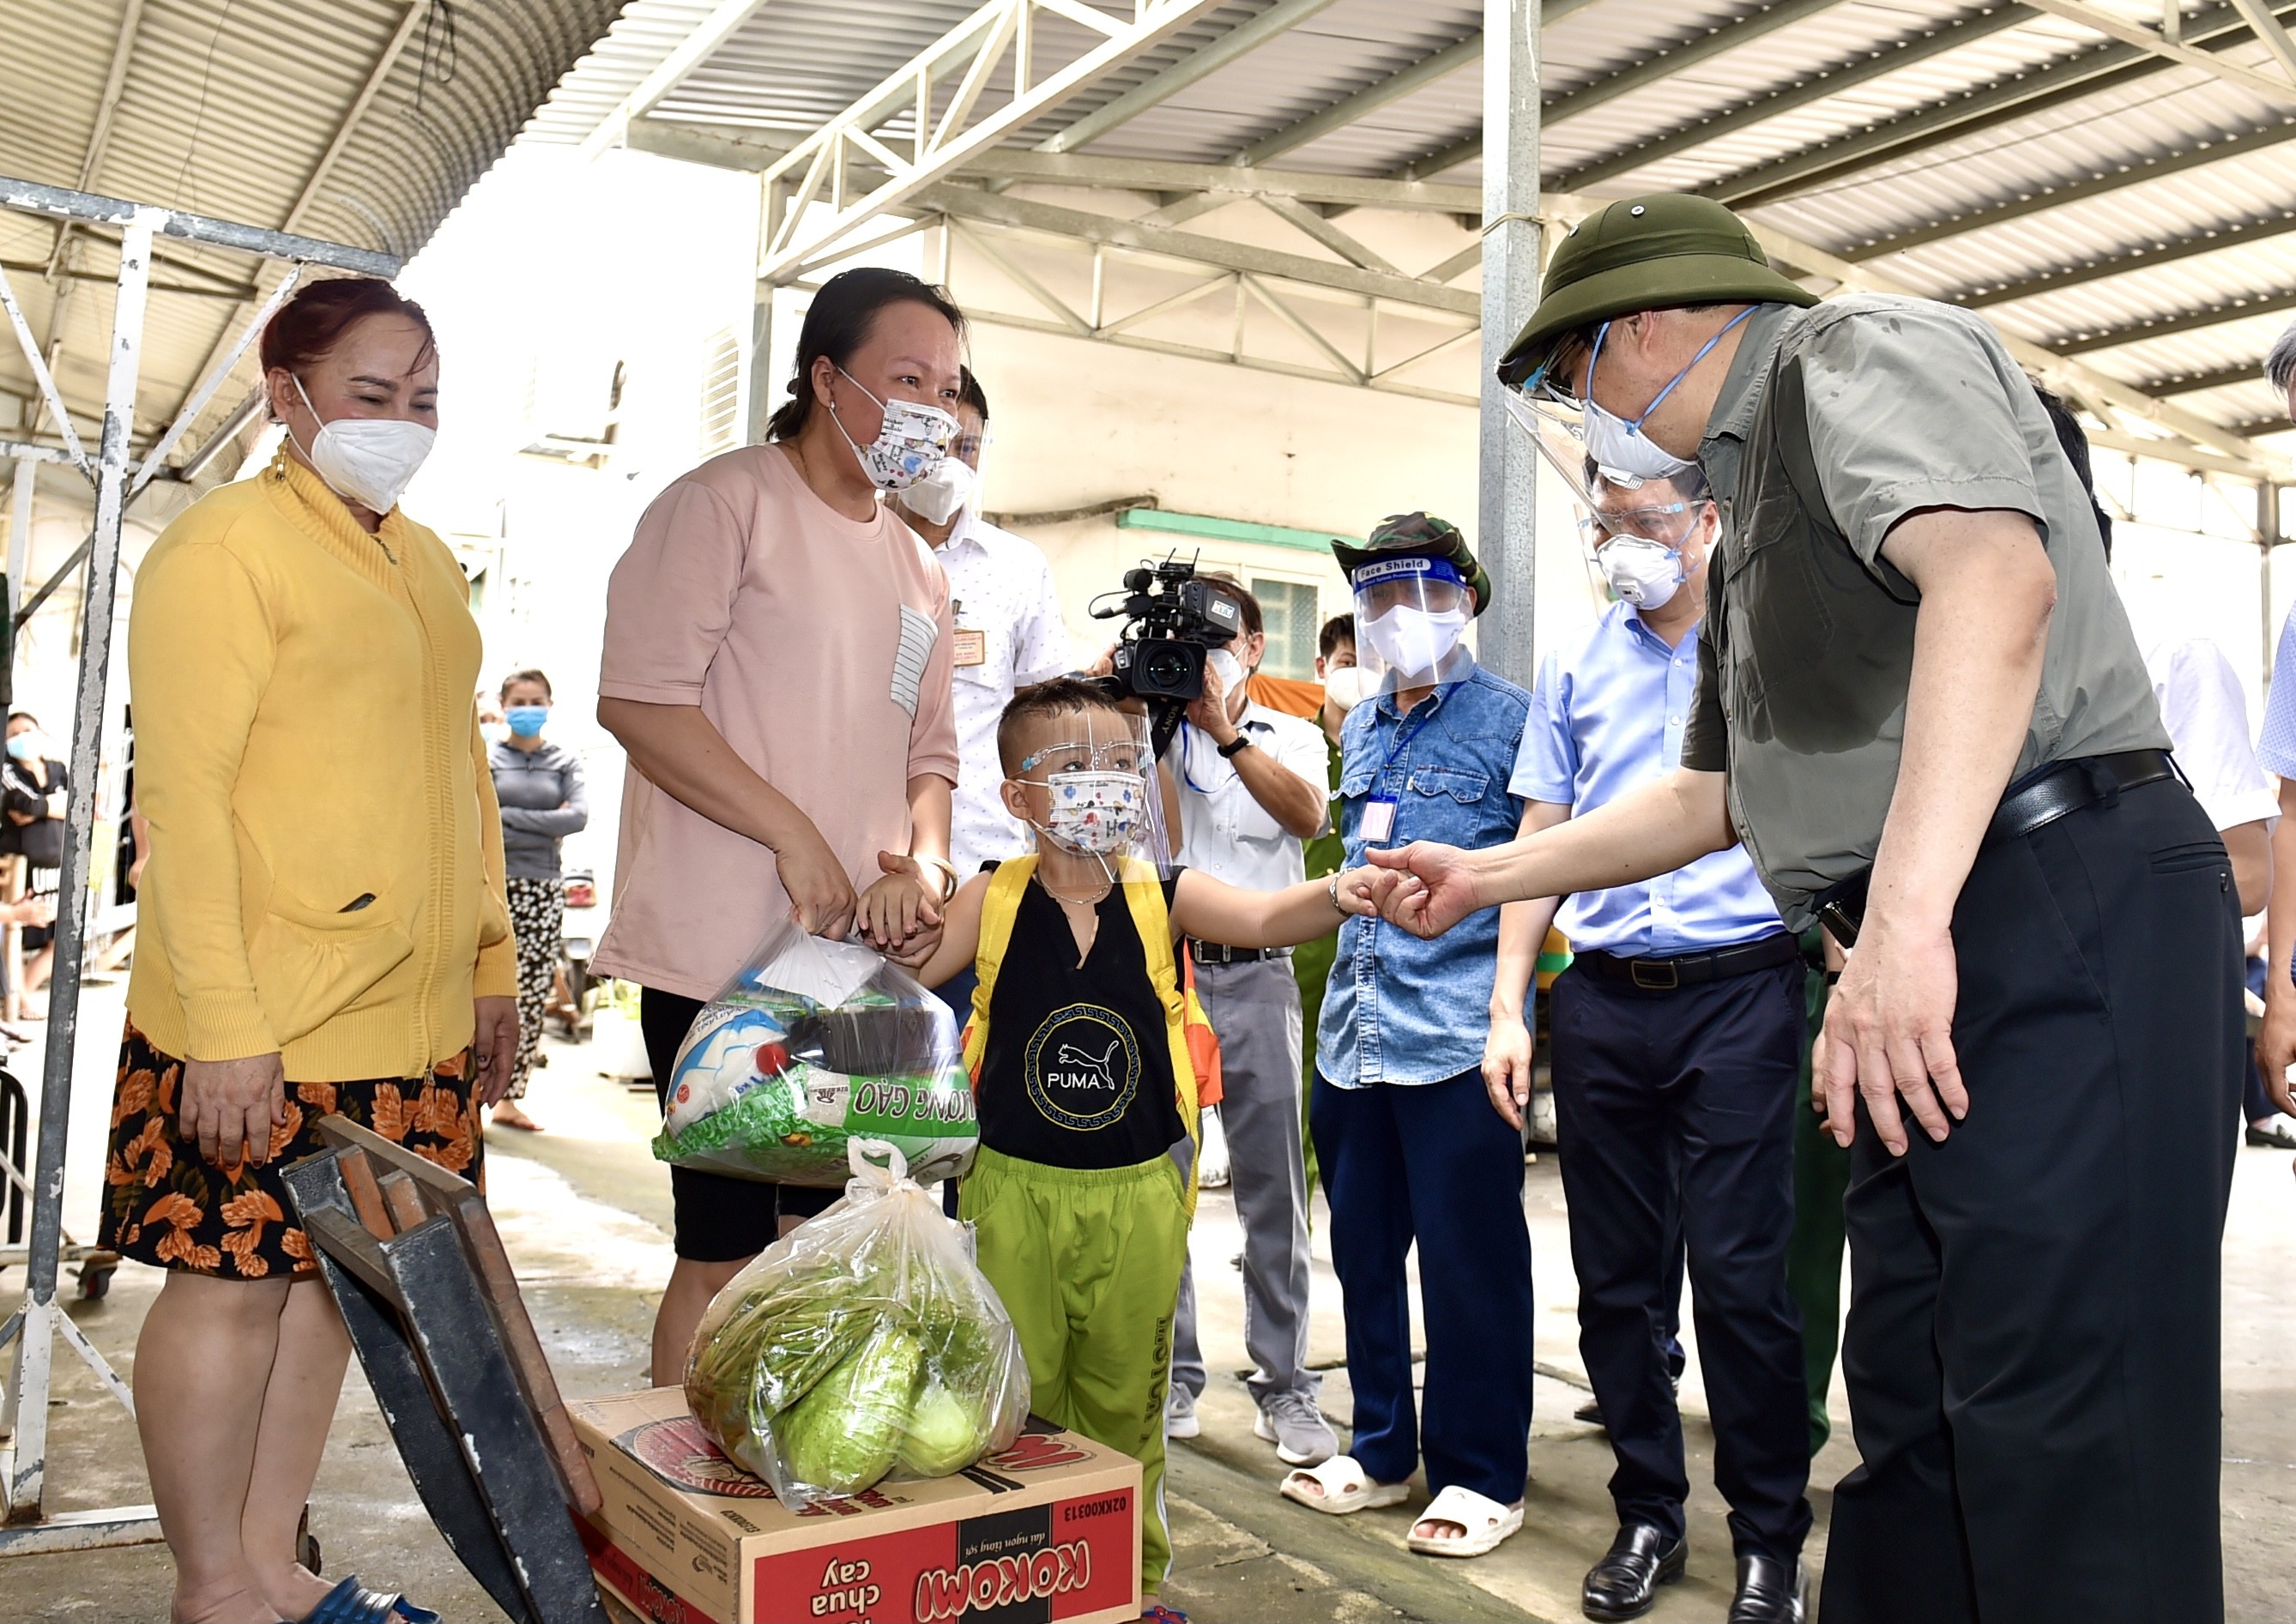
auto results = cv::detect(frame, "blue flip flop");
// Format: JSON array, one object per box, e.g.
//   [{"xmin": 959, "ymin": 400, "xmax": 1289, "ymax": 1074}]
[{"xmin": 299, "ymin": 1573, "xmax": 442, "ymax": 1624}]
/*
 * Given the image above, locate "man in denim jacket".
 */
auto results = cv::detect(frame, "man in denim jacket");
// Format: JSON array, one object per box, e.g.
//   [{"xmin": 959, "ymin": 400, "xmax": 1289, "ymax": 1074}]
[{"xmin": 1277, "ymin": 514, "xmax": 1538, "ymax": 1562}]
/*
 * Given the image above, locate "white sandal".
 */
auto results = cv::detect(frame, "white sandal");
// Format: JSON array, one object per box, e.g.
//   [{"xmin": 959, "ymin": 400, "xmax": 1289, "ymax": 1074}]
[
  {"xmin": 1278, "ymin": 1453, "xmax": 1410, "ymax": 1516},
  {"xmin": 1406, "ymin": 1483, "xmax": 1524, "ymax": 1558}
]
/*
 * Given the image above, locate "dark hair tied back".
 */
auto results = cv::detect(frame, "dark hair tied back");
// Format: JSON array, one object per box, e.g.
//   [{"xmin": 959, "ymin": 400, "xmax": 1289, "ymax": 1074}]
[
  {"xmin": 259, "ymin": 277, "xmax": 436, "ymax": 403},
  {"xmin": 766, "ymin": 268, "xmax": 966, "ymax": 443}
]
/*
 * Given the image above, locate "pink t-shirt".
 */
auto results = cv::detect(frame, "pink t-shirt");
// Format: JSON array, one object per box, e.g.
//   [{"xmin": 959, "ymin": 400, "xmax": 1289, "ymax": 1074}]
[{"xmin": 593, "ymin": 444, "xmax": 960, "ymax": 1000}]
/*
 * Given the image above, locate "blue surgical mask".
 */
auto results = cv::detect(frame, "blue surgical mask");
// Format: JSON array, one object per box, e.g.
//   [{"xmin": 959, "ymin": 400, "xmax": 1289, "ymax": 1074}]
[
  {"xmin": 505, "ymin": 705, "xmax": 548, "ymax": 740},
  {"xmin": 5, "ymin": 734, "xmax": 37, "ymax": 763}
]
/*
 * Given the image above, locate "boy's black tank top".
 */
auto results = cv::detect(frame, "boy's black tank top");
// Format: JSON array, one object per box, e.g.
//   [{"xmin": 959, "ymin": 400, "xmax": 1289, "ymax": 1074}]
[{"xmin": 977, "ymin": 864, "xmax": 1187, "ymax": 1168}]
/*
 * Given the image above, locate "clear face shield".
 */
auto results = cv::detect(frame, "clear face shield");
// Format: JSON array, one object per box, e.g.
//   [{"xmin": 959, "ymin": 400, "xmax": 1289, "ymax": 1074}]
[
  {"xmin": 1350, "ymin": 557, "xmax": 1476, "ymax": 692},
  {"xmin": 1006, "ymin": 700, "xmax": 1175, "ymax": 883}
]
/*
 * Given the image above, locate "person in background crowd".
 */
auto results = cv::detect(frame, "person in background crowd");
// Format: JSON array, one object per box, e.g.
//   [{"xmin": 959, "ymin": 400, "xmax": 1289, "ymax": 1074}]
[
  {"xmin": 1314, "ymin": 613, "xmax": 1365, "ymax": 747},
  {"xmin": 486, "ymin": 667, "xmax": 589, "ymax": 1132},
  {"xmin": 4, "ymin": 710, "xmax": 69, "ymax": 999},
  {"xmin": 595, "ymin": 266, "xmax": 962, "ymax": 1386},
  {"xmin": 2242, "ymin": 319, "xmax": 2296, "ymax": 1141},
  {"xmin": 1280, "ymin": 514, "xmax": 1536, "ymax": 1561},
  {"xmin": 1162, "ymin": 575, "xmax": 1337, "ymax": 1468},
  {"xmin": 1505, "ymin": 462, "xmax": 1810, "ymax": 1622},
  {"xmin": 1377, "ymin": 194, "xmax": 2235, "ymax": 1623},
  {"xmin": 891, "ymin": 364, "xmax": 1072, "ymax": 1024},
  {"xmin": 103, "ymin": 275, "xmax": 512, "ymax": 1624},
  {"xmin": 476, "ymin": 689, "xmax": 507, "ymax": 746}
]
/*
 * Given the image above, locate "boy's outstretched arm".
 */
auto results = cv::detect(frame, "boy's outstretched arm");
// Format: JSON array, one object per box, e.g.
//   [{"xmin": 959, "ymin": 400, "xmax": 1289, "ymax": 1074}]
[
  {"xmin": 1169, "ymin": 867, "xmax": 1375, "ymax": 950},
  {"xmin": 915, "ymin": 872, "xmax": 992, "ymax": 989}
]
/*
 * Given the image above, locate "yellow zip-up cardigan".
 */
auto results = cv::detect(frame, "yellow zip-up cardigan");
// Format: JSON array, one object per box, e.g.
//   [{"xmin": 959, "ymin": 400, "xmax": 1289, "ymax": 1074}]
[{"xmin": 125, "ymin": 450, "xmax": 517, "ymax": 1081}]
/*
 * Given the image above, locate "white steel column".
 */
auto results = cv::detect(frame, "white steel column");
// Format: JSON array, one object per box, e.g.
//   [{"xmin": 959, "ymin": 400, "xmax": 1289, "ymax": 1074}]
[
  {"xmin": 1476, "ymin": 0, "xmax": 1542, "ymax": 688},
  {"xmin": 6, "ymin": 456, "xmax": 31, "ymax": 627}
]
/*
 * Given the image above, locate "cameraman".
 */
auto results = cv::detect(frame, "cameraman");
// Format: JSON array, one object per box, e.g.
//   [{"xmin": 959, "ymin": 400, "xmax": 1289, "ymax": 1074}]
[{"xmin": 1163, "ymin": 575, "xmax": 1335, "ymax": 1467}]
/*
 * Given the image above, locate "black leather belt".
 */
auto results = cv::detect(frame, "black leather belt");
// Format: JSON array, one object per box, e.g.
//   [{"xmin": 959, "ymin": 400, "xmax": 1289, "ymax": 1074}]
[
  {"xmin": 1816, "ymin": 749, "xmax": 2177, "ymax": 948},
  {"xmin": 1575, "ymin": 931, "xmax": 1801, "ymax": 993},
  {"xmin": 1189, "ymin": 940, "xmax": 1291, "ymax": 965}
]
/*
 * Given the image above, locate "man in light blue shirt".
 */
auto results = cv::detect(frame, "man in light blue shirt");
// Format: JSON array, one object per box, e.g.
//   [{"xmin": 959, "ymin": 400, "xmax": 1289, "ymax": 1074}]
[{"xmin": 1500, "ymin": 463, "xmax": 1810, "ymax": 1620}]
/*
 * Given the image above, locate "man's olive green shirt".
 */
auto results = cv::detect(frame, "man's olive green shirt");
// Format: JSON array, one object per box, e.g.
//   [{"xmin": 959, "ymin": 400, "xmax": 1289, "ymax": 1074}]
[{"xmin": 1682, "ymin": 295, "xmax": 2167, "ymax": 929}]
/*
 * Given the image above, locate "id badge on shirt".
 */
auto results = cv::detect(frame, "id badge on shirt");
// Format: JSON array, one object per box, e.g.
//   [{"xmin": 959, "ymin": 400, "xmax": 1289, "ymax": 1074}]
[
  {"xmin": 1359, "ymin": 796, "xmax": 1398, "ymax": 845},
  {"xmin": 951, "ymin": 599, "xmax": 987, "ymax": 667}
]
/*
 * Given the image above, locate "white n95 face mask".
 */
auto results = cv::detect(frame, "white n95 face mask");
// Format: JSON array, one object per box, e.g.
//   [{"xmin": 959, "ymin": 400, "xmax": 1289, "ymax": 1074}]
[
  {"xmin": 1597, "ymin": 534, "xmax": 1685, "ymax": 609},
  {"xmin": 1206, "ymin": 647, "xmax": 1248, "ymax": 697},
  {"xmin": 1361, "ymin": 605, "xmax": 1468, "ymax": 679},
  {"xmin": 291, "ymin": 374, "xmax": 435, "ymax": 514},
  {"xmin": 903, "ymin": 454, "xmax": 976, "ymax": 524},
  {"xmin": 1323, "ymin": 665, "xmax": 1377, "ymax": 711},
  {"xmin": 832, "ymin": 369, "xmax": 958, "ymax": 492}
]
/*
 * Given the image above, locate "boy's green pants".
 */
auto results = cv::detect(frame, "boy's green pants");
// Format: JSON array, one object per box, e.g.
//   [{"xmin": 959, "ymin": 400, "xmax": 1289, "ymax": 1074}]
[{"xmin": 960, "ymin": 1145, "xmax": 1192, "ymax": 1593}]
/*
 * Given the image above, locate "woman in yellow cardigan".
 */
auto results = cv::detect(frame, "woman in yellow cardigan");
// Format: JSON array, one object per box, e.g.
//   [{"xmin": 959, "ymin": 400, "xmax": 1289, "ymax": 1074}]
[{"xmin": 100, "ymin": 277, "xmax": 517, "ymax": 1624}]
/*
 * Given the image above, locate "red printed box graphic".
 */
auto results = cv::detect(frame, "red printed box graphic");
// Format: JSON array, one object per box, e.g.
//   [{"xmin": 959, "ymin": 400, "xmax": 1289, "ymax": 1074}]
[{"xmin": 756, "ymin": 1487, "xmax": 1135, "ymax": 1623}]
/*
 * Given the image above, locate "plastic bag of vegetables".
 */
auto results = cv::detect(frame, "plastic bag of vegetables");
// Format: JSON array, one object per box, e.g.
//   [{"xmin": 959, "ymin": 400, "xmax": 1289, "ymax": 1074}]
[
  {"xmin": 653, "ymin": 920, "xmax": 977, "ymax": 1187},
  {"xmin": 684, "ymin": 1139, "xmax": 1030, "ymax": 1505}
]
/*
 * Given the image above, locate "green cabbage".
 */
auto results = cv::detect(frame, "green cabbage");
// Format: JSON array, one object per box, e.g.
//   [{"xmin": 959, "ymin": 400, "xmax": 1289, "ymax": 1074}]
[
  {"xmin": 896, "ymin": 1379, "xmax": 988, "ymax": 1478},
  {"xmin": 774, "ymin": 1321, "xmax": 927, "ymax": 1494}
]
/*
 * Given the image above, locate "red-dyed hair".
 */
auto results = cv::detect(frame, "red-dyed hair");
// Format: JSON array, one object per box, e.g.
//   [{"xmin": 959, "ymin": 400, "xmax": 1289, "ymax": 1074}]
[{"xmin": 259, "ymin": 276, "xmax": 437, "ymax": 382}]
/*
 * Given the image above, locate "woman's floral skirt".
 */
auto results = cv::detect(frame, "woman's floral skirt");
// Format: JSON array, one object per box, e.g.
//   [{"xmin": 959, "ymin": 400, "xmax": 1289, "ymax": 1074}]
[{"xmin": 97, "ymin": 1019, "xmax": 481, "ymax": 1278}]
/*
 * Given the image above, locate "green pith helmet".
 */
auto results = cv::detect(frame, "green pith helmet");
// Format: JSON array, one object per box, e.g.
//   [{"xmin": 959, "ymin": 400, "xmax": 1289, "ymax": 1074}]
[
  {"xmin": 1332, "ymin": 512, "xmax": 1493, "ymax": 617},
  {"xmin": 1495, "ymin": 194, "xmax": 1817, "ymax": 389}
]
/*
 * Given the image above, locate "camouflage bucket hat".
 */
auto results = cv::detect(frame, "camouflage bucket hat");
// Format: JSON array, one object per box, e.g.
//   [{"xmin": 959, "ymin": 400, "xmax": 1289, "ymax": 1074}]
[
  {"xmin": 1496, "ymin": 194, "xmax": 1817, "ymax": 390},
  {"xmin": 1332, "ymin": 512, "xmax": 1493, "ymax": 618}
]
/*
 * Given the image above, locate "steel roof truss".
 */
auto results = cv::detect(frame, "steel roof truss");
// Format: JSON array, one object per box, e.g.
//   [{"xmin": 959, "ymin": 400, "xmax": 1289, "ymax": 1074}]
[
  {"xmin": 754, "ymin": 0, "xmax": 1232, "ymax": 281},
  {"xmin": 1713, "ymin": 0, "xmax": 2296, "ymax": 208},
  {"xmin": 2050, "ymin": 288, "xmax": 2296, "ymax": 353},
  {"xmin": 1035, "ymin": 0, "xmax": 1346, "ymax": 155},
  {"xmin": 2022, "ymin": 0, "xmax": 2296, "ymax": 104},
  {"xmin": 1562, "ymin": 3, "xmax": 2033, "ymax": 193},
  {"xmin": 1956, "ymin": 209, "xmax": 2296, "ymax": 307},
  {"xmin": 1846, "ymin": 118, "xmax": 2296, "ymax": 260}
]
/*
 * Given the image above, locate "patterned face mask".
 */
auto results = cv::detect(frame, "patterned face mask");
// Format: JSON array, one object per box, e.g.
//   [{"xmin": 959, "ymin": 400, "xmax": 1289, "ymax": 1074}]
[
  {"xmin": 1038, "ymin": 770, "xmax": 1146, "ymax": 854},
  {"xmin": 830, "ymin": 368, "xmax": 958, "ymax": 492}
]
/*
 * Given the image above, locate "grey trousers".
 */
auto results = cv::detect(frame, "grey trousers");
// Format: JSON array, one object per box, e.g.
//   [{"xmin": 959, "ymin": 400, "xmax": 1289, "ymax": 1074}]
[{"xmin": 1172, "ymin": 954, "xmax": 1319, "ymax": 1404}]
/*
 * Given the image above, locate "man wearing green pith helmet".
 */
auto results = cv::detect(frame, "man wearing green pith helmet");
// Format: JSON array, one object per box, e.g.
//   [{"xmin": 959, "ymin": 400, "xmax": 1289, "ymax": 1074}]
[{"xmin": 1364, "ymin": 194, "xmax": 2239, "ymax": 1624}]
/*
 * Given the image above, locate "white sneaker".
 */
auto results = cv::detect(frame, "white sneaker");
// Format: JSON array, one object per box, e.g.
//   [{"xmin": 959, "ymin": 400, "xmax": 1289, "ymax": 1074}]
[
  {"xmin": 1254, "ymin": 1391, "xmax": 1337, "ymax": 1466},
  {"xmin": 1165, "ymin": 1386, "xmax": 1201, "ymax": 1440}
]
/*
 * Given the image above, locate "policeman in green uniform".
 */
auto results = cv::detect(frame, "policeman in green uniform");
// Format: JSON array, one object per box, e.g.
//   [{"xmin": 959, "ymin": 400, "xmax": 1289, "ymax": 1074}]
[{"xmin": 1368, "ymin": 196, "xmax": 2241, "ymax": 1624}]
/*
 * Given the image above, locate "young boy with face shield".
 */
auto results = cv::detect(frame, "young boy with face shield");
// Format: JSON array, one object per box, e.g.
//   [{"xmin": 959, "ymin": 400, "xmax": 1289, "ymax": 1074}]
[
  {"xmin": 1280, "ymin": 514, "xmax": 1540, "ymax": 1561},
  {"xmin": 1503, "ymin": 462, "xmax": 1814, "ymax": 1623},
  {"xmin": 915, "ymin": 679, "xmax": 1379, "ymax": 1617}
]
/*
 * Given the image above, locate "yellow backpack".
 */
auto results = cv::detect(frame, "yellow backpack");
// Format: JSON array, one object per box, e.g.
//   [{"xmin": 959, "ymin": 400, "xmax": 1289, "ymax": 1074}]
[{"xmin": 960, "ymin": 854, "xmax": 1221, "ymax": 1216}]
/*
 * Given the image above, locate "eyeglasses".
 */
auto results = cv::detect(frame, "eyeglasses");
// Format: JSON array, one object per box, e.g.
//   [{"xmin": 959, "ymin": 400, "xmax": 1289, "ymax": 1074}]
[
  {"xmin": 1578, "ymin": 503, "xmax": 1700, "ymax": 545},
  {"xmin": 1515, "ymin": 328, "xmax": 1597, "ymax": 407}
]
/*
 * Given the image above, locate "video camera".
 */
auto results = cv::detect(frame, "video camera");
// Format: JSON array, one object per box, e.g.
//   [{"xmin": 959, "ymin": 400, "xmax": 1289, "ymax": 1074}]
[{"xmin": 1091, "ymin": 553, "xmax": 1245, "ymax": 756}]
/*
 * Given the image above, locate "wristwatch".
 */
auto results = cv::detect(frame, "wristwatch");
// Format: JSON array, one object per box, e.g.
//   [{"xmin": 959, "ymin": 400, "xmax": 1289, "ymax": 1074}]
[{"xmin": 1216, "ymin": 734, "xmax": 1253, "ymax": 758}]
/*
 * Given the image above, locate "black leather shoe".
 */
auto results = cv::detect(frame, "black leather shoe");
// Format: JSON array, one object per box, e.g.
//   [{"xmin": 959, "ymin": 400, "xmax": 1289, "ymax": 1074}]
[
  {"xmin": 1726, "ymin": 1554, "xmax": 1806, "ymax": 1623},
  {"xmin": 1582, "ymin": 1524, "xmax": 1687, "ymax": 1621}
]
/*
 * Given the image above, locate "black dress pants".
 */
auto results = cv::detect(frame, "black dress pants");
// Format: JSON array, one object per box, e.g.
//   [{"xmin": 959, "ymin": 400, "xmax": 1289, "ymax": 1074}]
[
  {"xmin": 1551, "ymin": 955, "xmax": 1813, "ymax": 1563},
  {"xmin": 1820, "ymin": 777, "xmax": 2242, "ymax": 1623}
]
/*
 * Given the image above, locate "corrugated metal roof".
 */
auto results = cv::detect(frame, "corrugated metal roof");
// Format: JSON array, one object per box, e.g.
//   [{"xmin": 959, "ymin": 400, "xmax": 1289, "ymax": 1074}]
[
  {"xmin": 0, "ymin": 0, "xmax": 626, "ymax": 474},
  {"xmin": 528, "ymin": 0, "xmax": 2296, "ymax": 456}
]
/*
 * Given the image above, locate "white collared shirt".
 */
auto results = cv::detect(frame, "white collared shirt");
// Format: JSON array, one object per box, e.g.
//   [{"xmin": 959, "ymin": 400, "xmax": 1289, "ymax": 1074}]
[
  {"xmin": 1165, "ymin": 698, "xmax": 1329, "ymax": 891},
  {"xmin": 2139, "ymin": 630, "xmax": 2278, "ymax": 834},
  {"xmin": 931, "ymin": 510, "xmax": 1075, "ymax": 877}
]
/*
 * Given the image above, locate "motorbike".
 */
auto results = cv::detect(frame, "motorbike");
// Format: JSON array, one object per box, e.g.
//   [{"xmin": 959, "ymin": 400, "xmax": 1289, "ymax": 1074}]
[{"xmin": 550, "ymin": 869, "xmax": 598, "ymax": 1039}]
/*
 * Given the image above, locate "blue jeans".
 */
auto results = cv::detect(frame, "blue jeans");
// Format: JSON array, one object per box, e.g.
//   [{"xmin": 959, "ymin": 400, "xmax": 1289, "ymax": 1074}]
[{"xmin": 1309, "ymin": 1068, "xmax": 1534, "ymax": 1505}]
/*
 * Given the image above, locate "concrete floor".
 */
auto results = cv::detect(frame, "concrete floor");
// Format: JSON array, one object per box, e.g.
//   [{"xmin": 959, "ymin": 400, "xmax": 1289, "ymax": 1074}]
[{"xmin": 4, "ymin": 987, "xmax": 2294, "ymax": 1621}]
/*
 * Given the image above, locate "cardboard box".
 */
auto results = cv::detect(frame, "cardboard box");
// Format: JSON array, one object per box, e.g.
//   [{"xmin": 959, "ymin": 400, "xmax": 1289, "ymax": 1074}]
[{"xmin": 571, "ymin": 1386, "xmax": 1142, "ymax": 1623}]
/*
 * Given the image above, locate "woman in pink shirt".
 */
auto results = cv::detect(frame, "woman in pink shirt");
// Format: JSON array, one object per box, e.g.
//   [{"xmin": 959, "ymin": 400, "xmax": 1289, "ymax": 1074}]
[{"xmin": 595, "ymin": 269, "xmax": 964, "ymax": 1382}]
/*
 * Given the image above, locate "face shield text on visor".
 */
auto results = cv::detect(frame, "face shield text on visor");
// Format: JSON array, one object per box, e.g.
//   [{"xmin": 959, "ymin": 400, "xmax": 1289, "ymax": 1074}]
[{"xmin": 1350, "ymin": 556, "xmax": 1473, "ymax": 692}]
